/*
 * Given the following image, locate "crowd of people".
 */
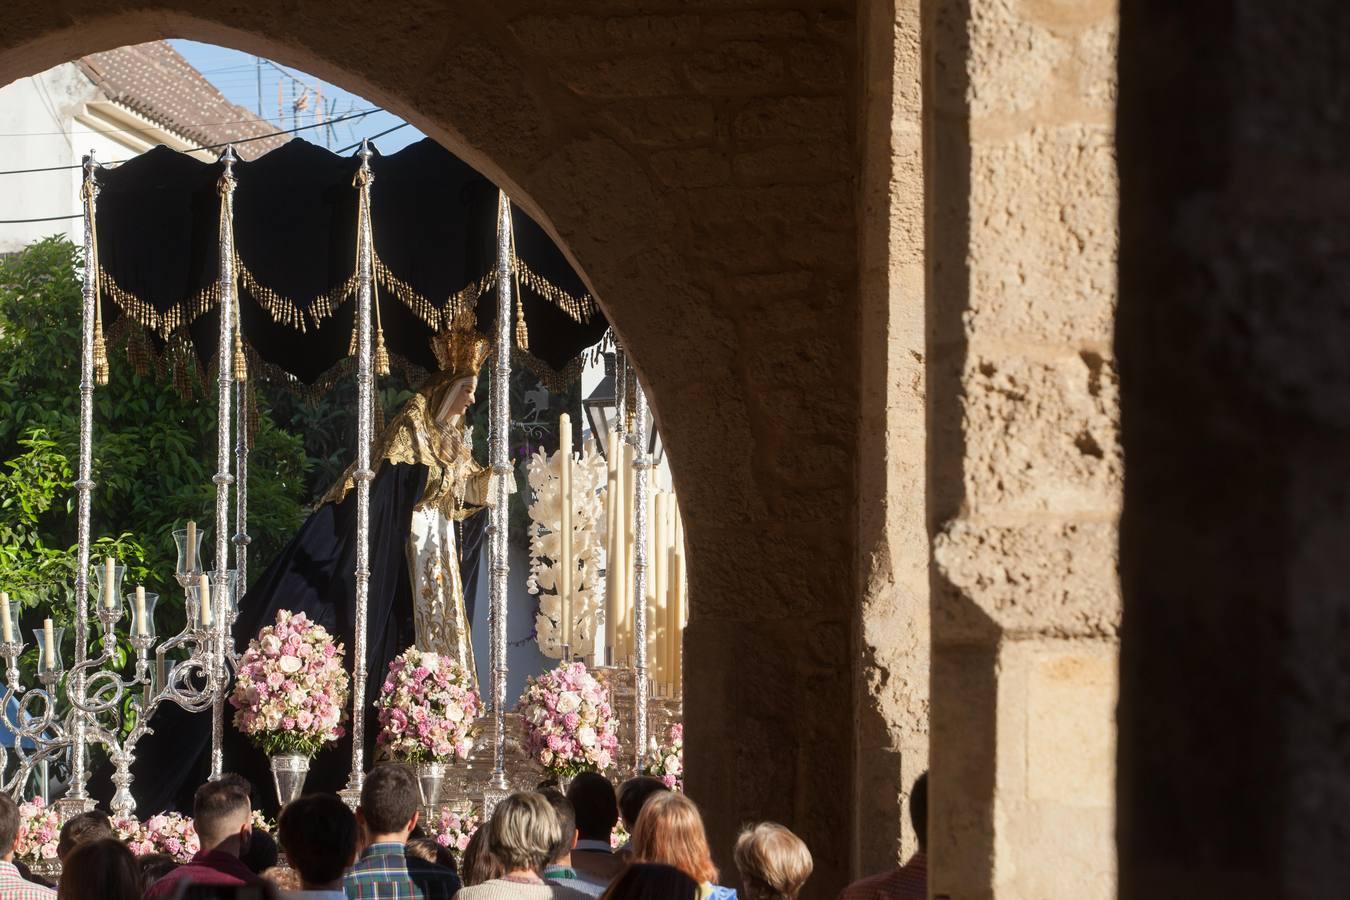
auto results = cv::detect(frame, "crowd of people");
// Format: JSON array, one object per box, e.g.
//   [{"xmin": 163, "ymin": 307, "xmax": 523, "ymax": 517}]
[{"xmin": 0, "ymin": 768, "xmax": 928, "ymax": 900}]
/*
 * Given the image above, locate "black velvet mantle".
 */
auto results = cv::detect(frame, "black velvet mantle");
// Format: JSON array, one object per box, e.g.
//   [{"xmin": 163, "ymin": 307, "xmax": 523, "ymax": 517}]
[{"xmin": 94, "ymin": 138, "xmax": 607, "ymax": 388}]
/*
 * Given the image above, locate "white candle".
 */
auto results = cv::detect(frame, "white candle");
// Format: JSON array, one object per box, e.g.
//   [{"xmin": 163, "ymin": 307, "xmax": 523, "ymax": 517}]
[
  {"xmin": 604, "ymin": 431, "xmax": 619, "ymax": 660},
  {"xmin": 653, "ymin": 492, "xmax": 668, "ymax": 689},
  {"xmin": 559, "ymin": 413, "xmax": 573, "ymax": 651},
  {"xmin": 199, "ymin": 573, "xmax": 213, "ymax": 628},
  {"xmin": 135, "ymin": 586, "xmax": 147, "ymax": 637},
  {"xmin": 666, "ymin": 498, "xmax": 681, "ymax": 695},
  {"xmin": 42, "ymin": 618, "xmax": 55, "ymax": 670},
  {"xmin": 0, "ymin": 592, "xmax": 11, "ymax": 644},
  {"xmin": 104, "ymin": 556, "xmax": 116, "ymax": 609},
  {"xmin": 621, "ymin": 440, "xmax": 635, "ymax": 663},
  {"xmin": 185, "ymin": 521, "xmax": 197, "ymax": 573}
]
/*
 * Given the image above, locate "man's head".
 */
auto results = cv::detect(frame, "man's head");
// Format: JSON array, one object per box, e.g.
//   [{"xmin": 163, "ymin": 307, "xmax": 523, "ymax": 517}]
[
  {"xmin": 57, "ymin": 810, "xmax": 114, "ymax": 861},
  {"xmin": 539, "ymin": 789, "xmax": 577, "ymax": 866},
  {"xmin": 278, "ymin": 793, "xmax": 358, "ymax": 890},
  {"xmin": 567, "ymin": 772, "xmax": 618, "ymax": 842},
  {"xmin": 358, "ymin": 764, "xmax": 420, "ymax": 840},
  {"xmin": 910, "ymin": 771, "xmax": 928, "ymax": 852},
  {"xmin": 0, "ymin": 795, "xmax": 19, "ymax": 861},
  {"xmin": 193, "ymin": 779, "xmax": 253, "ymax": 855},
  {"xmin": 617, "ymin": 776, "xmax": 669, "ymax": 832}
]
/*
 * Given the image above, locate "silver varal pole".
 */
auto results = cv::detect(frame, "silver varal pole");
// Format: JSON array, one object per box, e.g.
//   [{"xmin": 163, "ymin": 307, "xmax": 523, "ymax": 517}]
[
  {"xmin": 210, "ymin": 148, "xmax": 238, "ymax": 780},
  {"xmin": 342, "ymin": 141, "xmax": 377, "ymax": 804},
  {"xmin": 487, "ymin": 191, "xmax": 514, "ymax": 793},
  {"xmin": 631, "ymin": 375, "xmax": 650, "ymax": 774},
  {"xmin": 63, "ymin": 153, "xmax": 99, "ymax": 813}
]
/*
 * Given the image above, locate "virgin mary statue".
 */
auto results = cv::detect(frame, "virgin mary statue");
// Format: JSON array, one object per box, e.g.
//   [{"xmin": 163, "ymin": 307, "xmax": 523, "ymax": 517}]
[{"xmin": 99, "ymin": 323, "xmax": 495, "ymax": 814}]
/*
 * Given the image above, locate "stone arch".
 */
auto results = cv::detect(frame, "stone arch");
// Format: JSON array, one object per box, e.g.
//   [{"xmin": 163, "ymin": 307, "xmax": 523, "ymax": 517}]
[{"xmin": 0, "ymin": 2, "xmax": 864, "ymax": 891}]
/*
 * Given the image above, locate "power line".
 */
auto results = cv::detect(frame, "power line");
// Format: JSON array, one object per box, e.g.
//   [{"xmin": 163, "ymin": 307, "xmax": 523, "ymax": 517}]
[
  {"xmin": 0, "ymin": 113, "xmax": 413, "ymax": 224},
  {"xmin": 0, "ymin": 107, "xmax": 384, "ymax": 178},
  {"xmin": 0, "ymin": 108, "xmax": 369, "ymax": 139},
  {"xmin": 336, "ymin": 122, "xmax": 410, "ymax": 154}
]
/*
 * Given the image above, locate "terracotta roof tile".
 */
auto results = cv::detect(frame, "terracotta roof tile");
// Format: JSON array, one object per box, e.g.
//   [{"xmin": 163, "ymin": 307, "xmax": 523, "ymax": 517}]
[{"xmin": 78, "ymin": 41, "xmax": 287, "ymax": 159}]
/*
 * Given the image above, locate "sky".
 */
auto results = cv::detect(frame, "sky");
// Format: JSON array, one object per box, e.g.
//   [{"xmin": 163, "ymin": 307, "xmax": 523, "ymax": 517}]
[{"xmin": 169, "ymin": 40, "xmax": 424, "ymax": 155}]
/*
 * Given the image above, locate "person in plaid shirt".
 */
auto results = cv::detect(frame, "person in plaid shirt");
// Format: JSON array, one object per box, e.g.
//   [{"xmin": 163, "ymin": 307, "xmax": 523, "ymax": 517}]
[
  {"xmin": 345, "ymin": 764, "xmax": 459, "ymax": 900},
  {"xmin": 0, "ymin": 794, "xmax": 54, "ymax": 899}
]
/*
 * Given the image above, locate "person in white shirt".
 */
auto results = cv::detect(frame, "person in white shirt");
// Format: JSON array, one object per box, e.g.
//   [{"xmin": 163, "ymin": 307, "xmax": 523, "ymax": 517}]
[{"xmin": 276, "ymin": 792, "xmax": 358, "ymax": 900}]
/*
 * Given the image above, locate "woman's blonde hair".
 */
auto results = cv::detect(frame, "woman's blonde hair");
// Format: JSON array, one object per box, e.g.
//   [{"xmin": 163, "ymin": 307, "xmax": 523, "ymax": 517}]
[
  {"xmin": 631, "ymin": 791, "xmax": 719, "ymax": 885},
  {"xmin": 487, "ymin": 791, "xmax": 561, "ymax": 872},
  {"xmin": 733, "ymin": 823, "xmax": 813, "ymax": 900}
]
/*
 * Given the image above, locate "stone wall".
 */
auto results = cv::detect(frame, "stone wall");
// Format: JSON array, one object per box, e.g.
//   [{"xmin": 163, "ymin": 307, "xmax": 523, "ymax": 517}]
[
  {"xmin": 924, "ymin": 0, "xmax": 1122, "ymax": 896},
  {"xmin": 855, "ymin": 0, "xmax": 929, "ymax": 876},
  {"xmin": 0, "ymin": 1, "xmax": 863, "ymax": 894}
]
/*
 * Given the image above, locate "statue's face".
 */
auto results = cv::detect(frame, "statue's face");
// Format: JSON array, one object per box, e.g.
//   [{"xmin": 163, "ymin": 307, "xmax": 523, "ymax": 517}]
[{"xmin": 438, "ymin": 378, "xmax": 476, "ymax": 423}]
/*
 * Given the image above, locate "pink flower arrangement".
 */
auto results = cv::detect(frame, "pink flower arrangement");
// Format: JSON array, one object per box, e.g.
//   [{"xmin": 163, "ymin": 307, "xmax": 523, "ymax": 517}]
[
  {"xmin": 229, "ymin": 609, "xmax": 349, "ymax": 756},
  {"xmin": 375, "ymin": 647, "xmax": 480, "ymax": 763},
  {"xmin": 430, "ymin": 807, "xmax": 480, "ymax": 862},
  {"xmin": 15, "ymin": 796, "xmax": 58, "ymax": 861},
  {"xmin": 516, "ymin": 661, "xmax": 619, "ymax": 778},
  {"xmin": 642, "ymin": 723, "xmax": 684, "ymax": 791},
  {"xmin": 114, "ymin": 813, "xmax": 200, "ymax": 863}
]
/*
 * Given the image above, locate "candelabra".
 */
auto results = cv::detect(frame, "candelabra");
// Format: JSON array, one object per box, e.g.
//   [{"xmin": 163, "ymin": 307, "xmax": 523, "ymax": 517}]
[{"xmin": 0, "ymin": 533, "xmax": 238, "ymax": 819}]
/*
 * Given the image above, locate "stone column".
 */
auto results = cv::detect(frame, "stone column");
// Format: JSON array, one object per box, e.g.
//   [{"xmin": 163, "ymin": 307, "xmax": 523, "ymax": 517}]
[
  {"xmin": 1117, "ymin": 2, "xmax": 1350, "ymax": 896},
  {"xmin": 855, "ymin": 0, "xmax": 929, "ymax": 876},
  {"xmin": 924, "ymin": 0, "xmax": 1121, "ymax": 896}
]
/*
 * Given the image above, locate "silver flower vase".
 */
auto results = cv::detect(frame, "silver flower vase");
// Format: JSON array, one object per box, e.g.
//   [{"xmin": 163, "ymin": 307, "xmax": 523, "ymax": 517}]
[
  {"xmin": 418, "ymin": 760, "xmax": 447, "ymax": 817},
  {"xmin": 270, "ymin": 754, "xmax": 311, "ymax": 807}
]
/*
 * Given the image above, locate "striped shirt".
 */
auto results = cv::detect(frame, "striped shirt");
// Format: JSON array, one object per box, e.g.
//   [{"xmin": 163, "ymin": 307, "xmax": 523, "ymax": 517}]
[
  {"xmin": 837, "ymin": 853, "xmax": 927, "ymax": 900},
  {"xmin": 0, "ymin": 861, "xmax": 55, "ymax": 900}
]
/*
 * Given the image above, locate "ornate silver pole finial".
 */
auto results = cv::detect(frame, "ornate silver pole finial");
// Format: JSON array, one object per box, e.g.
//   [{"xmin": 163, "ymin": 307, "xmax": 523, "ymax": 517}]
[
  {"xmin": 208, "ymin": 145, "xmax": 239, "ymax": 780},
  {"xmin": 631, "ymin": 373, "xmax": 650, "ymax": 775},
  {"xmin": 342, "ymin": 141, "xmax": 377, "ymax": 808},
  {"xmin": 487, "ymin": 191, "xmax": 514, "ymax": 795},
  {"xmin": 62, "ymin": 151, "xmax": 100, "ymax": 815}
]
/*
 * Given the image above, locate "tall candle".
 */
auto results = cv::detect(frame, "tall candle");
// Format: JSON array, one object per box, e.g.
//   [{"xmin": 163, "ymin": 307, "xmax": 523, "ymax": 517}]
[
  {"xmin": 604, "ymin": 431, "xmax": 619, "ymax": 660},
  {"xmin": 646, "ymin": 496, "xmax": 660, "ymax": 686},
  {"xmin": 104, "ymin": 556, "xmax": 116, "ymax": 609},
  {"xmin": 665, "ymin": 498, "xmax": 681, "ymax": 696},
  {"xmin": 185, "ymin": 520, "xmax": 197, "ymax": 573},
  {"xmin": 0, "ymin": 592, "xmax": 11, "ymax": 644},
  {"xmin": 672, "ymin": 507, "xmax": 686, "ymax": 695},
  {"xmin": 135, "ymin": 586, "xmax": 148, "ymax": 637},
  {"xmin": 558, "ymin": 413, "xmax": 573, "ymax": 651},
  {"xmin": 652, "ymin": 492, "xmax": 669, "ymax": 690},
  {"xmin": 621, "ymin": 440, "xmax": 635, "ymax": 663},
  {"xmin": 199, "ymin": 573, "xmax": 213, "ymax": 628},
  {"xmin": 42, "ymin": 618, "xmax": 55, "ymax": 670}
]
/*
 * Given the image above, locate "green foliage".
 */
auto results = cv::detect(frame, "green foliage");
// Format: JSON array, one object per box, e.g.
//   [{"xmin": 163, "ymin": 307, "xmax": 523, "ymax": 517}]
[{"xmin": 0, "ymin": 237, "xmax": 308, "ymax": 650}]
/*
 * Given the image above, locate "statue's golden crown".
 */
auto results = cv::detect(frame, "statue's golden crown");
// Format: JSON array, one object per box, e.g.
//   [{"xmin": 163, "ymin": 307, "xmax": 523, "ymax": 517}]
[{"xmin": 430, "ymin": 316, "xmax": 491, "ymax": 380}]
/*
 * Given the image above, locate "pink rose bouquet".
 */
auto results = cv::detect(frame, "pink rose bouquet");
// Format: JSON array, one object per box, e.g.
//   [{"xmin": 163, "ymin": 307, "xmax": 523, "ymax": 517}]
[
  {"xmin": 114, "ymin": 812, "xmax": 200, "ymax": 863},
  {"xmin": 375, "ymin": 647, "xmax": 480, "ymax": 763},
  {"xmin": 516, "ymin": 661, "xmax": 619, "ymax": 778},
  {"xmin": 229, "ymin": 609, "xmax": 349, "ymax": 757},
  {"xmin": 642, "ymin": 723, "xmax": 684, "ymax": 791},
  {"xmin": 430, "ymin": 807, "xmax": 479, "ymax": 862},
  {"xmin": 15, "ymin": 796, "xmax": 58, "ymax": 861}
]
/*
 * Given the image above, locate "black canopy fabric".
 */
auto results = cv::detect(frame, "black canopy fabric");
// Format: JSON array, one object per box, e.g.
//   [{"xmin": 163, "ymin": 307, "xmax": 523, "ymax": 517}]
[{"xmin": 93, "ymin": 138, "xmax": 607, "ymax": 390}]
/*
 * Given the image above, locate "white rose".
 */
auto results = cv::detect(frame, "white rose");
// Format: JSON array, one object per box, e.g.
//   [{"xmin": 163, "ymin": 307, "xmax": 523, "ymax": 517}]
[
  {"xmin": 445, "ymin": 704, "xmax": 464, "ymax": 722},
  {"xmin": 421, "ymin": 651, "xmax": 439, "ymax": 672},
  {"xmin": 557, "ymin": 692, "xmax": 581, "ymax": 715},
  {"xmin": 261, "ymin": 635, "xmax": 282, "ymax": 654},
  {"xmin": 278, "ymin": 655, "xmax": 302, "ymax": 674}
]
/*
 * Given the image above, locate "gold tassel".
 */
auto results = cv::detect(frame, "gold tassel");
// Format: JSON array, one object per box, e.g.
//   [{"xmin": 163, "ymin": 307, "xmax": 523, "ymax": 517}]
[
  {"xmin": 349, "ymin": 324, "xmax": 359, "ymax": 358},
  {"xmin": 93, "ymin": 330, "xmax": 109, "ymax": 386},
  {"xmin": 374, "ymin": 327, "xmax": 391, "ymax": 377},
  {"xmin": 233, "ymin": 330, "xmax": 248, "ymax": 382},
  {"xmin": 514, "ymin": 295, "xmax": 529, "ymax": 351}
]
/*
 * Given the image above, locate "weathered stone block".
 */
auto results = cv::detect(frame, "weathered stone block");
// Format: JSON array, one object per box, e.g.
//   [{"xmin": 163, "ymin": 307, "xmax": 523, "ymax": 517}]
[
  {"xmin": 649, "ymin": 147, "xmax": 731, "ymax": 187},
  {"xmin": 732, "ymin": 95, "xmax": 848, "ymax": 143},
  {"xmin": 684, "ymin": 41, "xmax": 785, "ymax": 94},
  {"xmin": 558, "ymin": 56, "xmax": 684, "ymax": 98}
]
